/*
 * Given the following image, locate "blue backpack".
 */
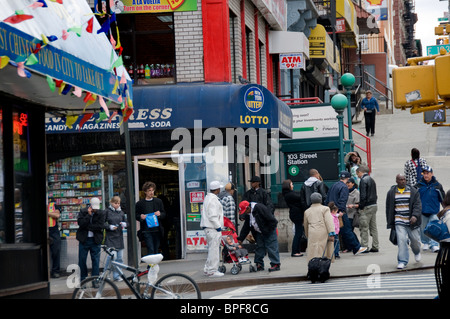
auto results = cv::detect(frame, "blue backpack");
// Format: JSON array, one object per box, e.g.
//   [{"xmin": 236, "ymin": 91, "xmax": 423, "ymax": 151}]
[{"xmin": 424, "ymin": 218, "xmax": 450, "ymax": 242}]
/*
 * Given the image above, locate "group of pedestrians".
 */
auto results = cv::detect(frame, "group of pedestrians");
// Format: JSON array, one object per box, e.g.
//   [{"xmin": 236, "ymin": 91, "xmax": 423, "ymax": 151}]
[
  {"xmin": 283, "ymin": 166, "xmax": 374, "ymax": 267},
  {"xmin": 201, "ymin": 177, "xmax": 281, "ymax": 278},
  {"xmin": 387, "ymin": 148, "xmax": 447, "ymax": 269}
]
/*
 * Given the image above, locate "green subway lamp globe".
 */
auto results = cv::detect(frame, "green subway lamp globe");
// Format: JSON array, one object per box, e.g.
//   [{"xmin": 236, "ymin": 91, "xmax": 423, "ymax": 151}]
[
  {"xmin": 331, "ymin": 93, "xmax": 348, "ymax": 111},
  {"xmin": 341, "ymin": 73, "xmax": 355, "ymax": 88}
]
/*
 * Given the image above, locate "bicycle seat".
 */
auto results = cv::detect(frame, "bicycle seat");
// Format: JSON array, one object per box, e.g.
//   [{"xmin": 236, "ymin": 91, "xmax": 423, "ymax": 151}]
[{"xmin": 141, "ymin": 253, "xmax": 163, "ymax": 265}]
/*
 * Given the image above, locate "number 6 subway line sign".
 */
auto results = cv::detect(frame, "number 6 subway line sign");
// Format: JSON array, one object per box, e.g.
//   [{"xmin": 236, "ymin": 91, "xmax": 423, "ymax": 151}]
[{"xmin": 280, "ymin": 53, "xmax": 305, "ymax": 70}]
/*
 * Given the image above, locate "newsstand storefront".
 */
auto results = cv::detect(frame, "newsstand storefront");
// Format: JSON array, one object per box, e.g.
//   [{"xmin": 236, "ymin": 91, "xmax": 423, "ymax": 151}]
[
  {"xmin": 46, "ymin": 83, "xmax": 292, "ymax": 262},
  {"xmin": 0, "ymin": 1, "xmax": 132, "ymax": 298}
]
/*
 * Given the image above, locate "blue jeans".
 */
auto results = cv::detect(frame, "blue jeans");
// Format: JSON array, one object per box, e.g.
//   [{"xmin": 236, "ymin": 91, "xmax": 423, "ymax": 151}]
[
  {"xmin": 420, "ymin": 214, "xmax": 439, "ymax": 248},
  {"xmin": 254, "ymin": 229, "xmax": 280, "ymax": 267},
  {"xmin": 339, "ymin": 213, "xmax": 361, "ymax": 254},
  {"xmin": 78, "ymin": 237, "xmax": 101, "ymax": 281},
  {"xmin": 396, "ymin": 224, "xmax": 421, "ymax": 265},
  {"xmin": 334, "ymin": 234, "xmax": 340, "ymax": 257},
  {"xmin": 105, "ymin": 249, "xmax": 124, "ymax": 280}
]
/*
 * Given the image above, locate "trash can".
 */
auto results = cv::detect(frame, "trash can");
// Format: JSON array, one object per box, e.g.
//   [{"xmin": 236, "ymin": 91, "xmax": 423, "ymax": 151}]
[{"xmin": 435, "ymin": 238, "xmax": 450, "ymax": 299}]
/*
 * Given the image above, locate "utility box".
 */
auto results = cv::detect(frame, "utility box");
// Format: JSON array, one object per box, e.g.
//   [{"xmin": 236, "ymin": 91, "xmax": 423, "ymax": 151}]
[
  {"xmin": 393, "ymin": 65, "xmax": 438, "ymax": 108},
  {"xmin": 435, "ymin": 54, "xmax": 450, "ymax": 99}
]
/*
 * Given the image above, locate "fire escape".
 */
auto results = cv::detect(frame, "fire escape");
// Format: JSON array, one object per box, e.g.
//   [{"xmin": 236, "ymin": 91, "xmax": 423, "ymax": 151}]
[{"xmin": 403, "ymin": 0, "xmax": 418, "ymax": 59}]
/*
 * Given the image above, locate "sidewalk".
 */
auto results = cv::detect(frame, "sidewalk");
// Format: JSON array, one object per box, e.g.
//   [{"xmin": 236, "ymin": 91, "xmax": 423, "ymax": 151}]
[{"xmin": 50, "ymin": 107, "xmax": 445, "ymax": 298}]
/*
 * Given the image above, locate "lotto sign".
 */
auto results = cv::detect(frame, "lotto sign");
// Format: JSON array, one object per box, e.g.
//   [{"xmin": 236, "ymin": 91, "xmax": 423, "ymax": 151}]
[
  {"xmin": 190, "ymin": 191, "xmax": 205, "ymax": 203},
  {"xmin": 280, "ymin": 53, "xmax": 305, "ymax": 70}
]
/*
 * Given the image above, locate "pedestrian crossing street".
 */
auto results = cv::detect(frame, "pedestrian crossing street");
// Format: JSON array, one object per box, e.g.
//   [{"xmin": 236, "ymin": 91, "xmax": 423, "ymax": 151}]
[{"xmin": 211, "ymin": 272, "xmax": 438, "ymax": 299}]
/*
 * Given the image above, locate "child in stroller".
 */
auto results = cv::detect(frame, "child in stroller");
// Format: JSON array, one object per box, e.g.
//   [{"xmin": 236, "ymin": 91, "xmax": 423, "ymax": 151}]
[{"xmin": 218, "ymin": 217, "xmax": 256, "ymax": 275}]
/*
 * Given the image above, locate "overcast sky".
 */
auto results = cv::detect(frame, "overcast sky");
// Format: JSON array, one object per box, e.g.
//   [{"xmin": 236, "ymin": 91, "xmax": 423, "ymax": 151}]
[{"xmin": 415, "ymin": 0, "xmax": 449, "ymax": 52}]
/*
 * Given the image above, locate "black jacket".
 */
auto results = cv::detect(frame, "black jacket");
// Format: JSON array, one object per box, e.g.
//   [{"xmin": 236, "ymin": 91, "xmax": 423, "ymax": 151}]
[
  {"xmin": 386, "ymin": 185, "xmax": 422, "ymax": 229},
  {"xmin": 250, "ymin": 203, "xmax": 278, "ymax": 235},
  {"xmin": 76, "ymin": 208, "xmax": 106, "ymax": 245},
  {"xmin": 243, "ymin": 187, "xmax": 274, "ymax": 214},
  {"xmin": 135, "ymin": 197, "xmax": 166, "ymax": 233},
  {"xmin": 359, "ymin": 173, "xmax": 378, "ymax": 209},
  {"xmin": 282, "ymin": 189, "xmax": 304, "ymax": 224}
]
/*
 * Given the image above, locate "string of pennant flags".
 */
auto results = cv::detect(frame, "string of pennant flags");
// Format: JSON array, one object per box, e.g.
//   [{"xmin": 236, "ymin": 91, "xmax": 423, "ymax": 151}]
[{"xmin": 0, "ymin": 0, "xmax": 133, "ymax": 130}]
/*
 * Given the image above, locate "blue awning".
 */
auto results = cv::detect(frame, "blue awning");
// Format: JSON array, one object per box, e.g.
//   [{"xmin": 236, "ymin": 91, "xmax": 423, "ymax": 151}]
[{"xmin": 46, "ymin": 82, "xmax": 293, "ymax": 138}]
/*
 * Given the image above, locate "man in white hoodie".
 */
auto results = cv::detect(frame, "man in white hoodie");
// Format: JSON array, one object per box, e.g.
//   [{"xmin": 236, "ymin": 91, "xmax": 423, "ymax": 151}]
[
  {"xmin": 300, "ymin": 169, "xmax": 329, "ymax": 211},
  {"xmin": 200, "ymin": 181, "xmax": 225, "ymax": 277}
]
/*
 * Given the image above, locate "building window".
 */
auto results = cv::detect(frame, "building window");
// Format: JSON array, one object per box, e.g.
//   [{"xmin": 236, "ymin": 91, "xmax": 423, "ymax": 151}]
[
  {"xmin": 229, "ymin": 10, "xmax": 238, "ymax": 83},
  {"xmin": 118, "ymin": 13, "xmax": 176, "ymax": 85},
  {"xmin": 245, "ymin": 27, "xmax": 252, "ymax": 82}
]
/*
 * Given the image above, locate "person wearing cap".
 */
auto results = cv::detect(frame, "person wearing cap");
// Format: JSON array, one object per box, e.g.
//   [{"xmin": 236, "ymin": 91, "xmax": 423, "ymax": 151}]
[
  {"xmin": 356, "ymin": 164, "xmax": 379, "ymax": 253},
  {"xmin": 238, "ymin": 200, "xmax": 280, "ymax": 272},
  {"xmin": 219, "ymin": 183, "xmax": 236, "ymax": 226},
  {"xmin": 415, "ymin": 166, "xmax": 445, "ymax": 252},
  {"xmin": 240, "ymin": 176, "xmax": 274, "ymax": 244},
  {"xmin": 76, "ymin": 197, "xmax": 106, "ymax": 281},
  {"xmin": 200, "ymin": 181, "xmax": 225, "ymax": 277},
  {"xmin": 361, "ymin": 90, "xmax": 380, "ymax": 137},
  {"xmin": 304, "ymin": 193, "xmax": 336, "ymax": 262},
  {"xmin": 326, "ymin": 171, "xmax": 367, "ymax": 255}
]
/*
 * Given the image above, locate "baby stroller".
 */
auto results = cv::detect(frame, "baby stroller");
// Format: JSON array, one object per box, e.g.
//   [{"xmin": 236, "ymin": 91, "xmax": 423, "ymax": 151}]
[{"xmin": 218, "ymin": 217, "xmax": 256, "ymax": 275}]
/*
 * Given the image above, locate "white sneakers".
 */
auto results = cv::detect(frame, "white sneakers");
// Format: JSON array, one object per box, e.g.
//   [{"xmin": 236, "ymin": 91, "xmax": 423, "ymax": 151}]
[
  {"xmin": 397, "ymin": 263, "xmax": 406, "ymax": 269},
  {"xmin": 204, "ymin": 271, "xmax": 224, "ymax": 278},
  {"xmin": 397, "ymin": 252, "xmax": 422, "ymax": 270},
  {"xmin": 415, "ymin": 252, "xmax": 422, "ymax": 262}
]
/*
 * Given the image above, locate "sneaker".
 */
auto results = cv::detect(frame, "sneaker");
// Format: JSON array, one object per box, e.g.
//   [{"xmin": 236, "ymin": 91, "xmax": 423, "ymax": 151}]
[
  {"xmin": 415, "ymin": 253, "xmax": 422, "ymax": 262},
  {"xmin": 268, "ymin": 264, "xmax": 280, "ymax": 272},
  {"xmin": 355, "ymin": 247, "xmax": 368, "ymax": 255},
  {"xmin": 397, "ymin": 263, "xmax": 406, "ymax": 269},
  {"xmin": 209, "ymin": 271, "xmax": 224, "ymax": 278},
  {"xmin": 422, "ymin": 244, "xmax": 430, "ymax": 251},
  {"xmin": 431, "ymin": 246, "xmax": 440, "ymax": 253},
  {"xmin": 114, "ymin": 277, "xmax": 123, "ymax": 282},
  {"xmin": 256, "ymin": 264, "xmax": 264, "ymax": 271}
]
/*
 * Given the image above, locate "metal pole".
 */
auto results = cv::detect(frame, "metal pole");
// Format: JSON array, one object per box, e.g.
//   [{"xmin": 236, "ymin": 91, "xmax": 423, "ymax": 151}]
[
  {"xmin": 346, "ymin": 89, "xmax": 354, "ymax": 143},
  {"xmin": 337, "ymin": 111, "xmax": 345, "ymax": 172},
  {"xmin": 121, "ymin": 120, "xmax": 138, "ymax": 268}
]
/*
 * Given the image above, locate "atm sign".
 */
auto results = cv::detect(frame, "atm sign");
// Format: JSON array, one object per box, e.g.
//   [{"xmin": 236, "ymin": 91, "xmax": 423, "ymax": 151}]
[{"xmin": 280, "ymin": 53, "xmax": 304, "ymax": 70}]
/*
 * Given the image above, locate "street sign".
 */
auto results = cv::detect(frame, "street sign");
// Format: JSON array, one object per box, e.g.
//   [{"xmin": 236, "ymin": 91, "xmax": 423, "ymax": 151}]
[{"xmin": 427, "ymin": 44, "xmax": 450, "ymax": 55}]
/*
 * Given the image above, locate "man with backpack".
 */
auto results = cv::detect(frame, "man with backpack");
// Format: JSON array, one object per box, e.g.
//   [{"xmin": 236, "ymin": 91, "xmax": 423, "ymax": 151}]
[{"xmin": 300, "ymin": 169, "xmax": 328, "ymax": 211}]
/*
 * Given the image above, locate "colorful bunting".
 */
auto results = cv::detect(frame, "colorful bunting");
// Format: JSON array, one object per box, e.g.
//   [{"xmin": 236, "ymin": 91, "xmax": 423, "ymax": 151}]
[
  {"xmin": 78, "ymin": 113, "xmax": 93, "ymax": 131},
  {"xmin": 96, "ymin": 111, "xmax": 108, "ymax": 123},
  {"xmin": 25, "ymin": 53, "xmax": 38, "ymax": 66},
  {"xmin": 0, "ymin": 56, "xmax": 10, "ymax": 69},
  {"xmin": 65, "ymin": 115, "xmax": 78, "ymax": 129},
  {"xmin": 72, "ymin": 86, "xmax": 82, "ymax": 97},
  {"xmin": 67, "ymin": 26, "xmax": 82, "ymax": 37},
  {"xmin": 37, "ymin": 0, "xmax": 48, "ymax": 7},
  {"xmin": 4, "ymin": 13, "xmax": 34, "ymax": 24},
  {"xmin": 98, "ymin": 96, "xmax": 110, "ymax": 117},
  {"xmin": 46, "ymin": 75, "xmax": 56, "ymax": 92},
  {"xmin": 86, "ymin": 17, "xmax": 94, "ymax": 33},
  {"xmin": 97, "ymin": 17, "xmax": 111, "ymax": 35},
  {"xmin": 28, "ymin": 1, "xmax": 44, "ymax": 9},
  {"xmin": 61, "ymin": 29, "xmax": 69, "ymax": 40}
]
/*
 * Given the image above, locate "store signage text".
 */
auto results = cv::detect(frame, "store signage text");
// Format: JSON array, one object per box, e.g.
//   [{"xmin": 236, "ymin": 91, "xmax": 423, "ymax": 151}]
[{"xmin": 280, "ymin": 53, "xmax": 304, "ymax": 70}]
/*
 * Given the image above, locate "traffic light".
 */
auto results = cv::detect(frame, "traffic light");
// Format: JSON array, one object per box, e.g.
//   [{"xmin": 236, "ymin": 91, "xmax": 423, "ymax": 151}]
[
  {"xmin": 392, "ymin": 65, "xmax": 438, "ymax": 109},
  {"xmin": 435, "ymin": 54, "xmax": 450, "ymax": 99},
  {"xmin": 435, "ymin": 26, "xmax": 445, "ymax": 35}
]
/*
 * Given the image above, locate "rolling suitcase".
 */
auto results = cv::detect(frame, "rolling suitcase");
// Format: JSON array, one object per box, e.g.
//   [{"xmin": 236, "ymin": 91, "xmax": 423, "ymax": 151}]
[{"xmin": 307, "ymin": 242, "xmax": 334, "ymax": 283}]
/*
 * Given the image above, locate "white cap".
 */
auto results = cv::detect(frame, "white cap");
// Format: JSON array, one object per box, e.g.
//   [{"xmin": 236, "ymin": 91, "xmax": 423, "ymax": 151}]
[
  {"xmin": 209, "ymin": 181, "xmax": 222, "ymax": 191},
  {"xmin": 90, "ymin": 197, "xmax": 101, "ymax": 210}
]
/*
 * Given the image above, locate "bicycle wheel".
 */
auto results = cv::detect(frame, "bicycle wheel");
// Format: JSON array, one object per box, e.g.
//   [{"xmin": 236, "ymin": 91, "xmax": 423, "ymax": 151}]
[
  {"xmin": 72, "ymin": 276, "xmax": 121, "ymax": 299},
  {"xmin": 151, "ymin": 273, "xmax": 201, "ymax": 299}
]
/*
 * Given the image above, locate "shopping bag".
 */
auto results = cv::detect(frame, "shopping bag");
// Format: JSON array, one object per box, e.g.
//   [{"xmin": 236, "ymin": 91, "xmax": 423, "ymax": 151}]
[{"xmin": 145, "ymin": 213, "xmax": 159, "ymax": 228}]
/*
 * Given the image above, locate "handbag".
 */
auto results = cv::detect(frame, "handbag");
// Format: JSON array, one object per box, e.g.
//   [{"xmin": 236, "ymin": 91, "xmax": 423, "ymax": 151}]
[
  {"xmin": 389, "ymin": 228, "xmax": 397, "ymax": 245},
  {"xmin": 424, "ymin": 219, "xmax": 450, "ymax": 242}
]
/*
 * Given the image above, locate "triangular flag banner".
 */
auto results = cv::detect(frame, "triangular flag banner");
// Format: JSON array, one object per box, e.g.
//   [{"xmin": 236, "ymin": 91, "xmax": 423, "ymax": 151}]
[
  {"xmin": 97, "ymin": 18, "xmax": 111, "ymax": 35},
  {"xmin": 112, "ymin": 79, "xmax": 119, "ymax": 95},
  {"xmin": 37, "ymin": 0, "xmax": 48, "ymax": 7},
  {"xmin": 61, "ymin": 29, "xmax": 69, "ymax": 40},
  {"xmin": 120, "ymin": 70, "xmax": 127, "ymax": 84},
  {"xmin": 115, "ymin": 26, "xmax": 122, "ymax": 50},
  {"xmin": 110, "ymin": 33, "xmax": 116, "ymax": 48},
  {"xmin": 55, "ymin": 79, "xmax": 63, "ymax": 87},
  {"xmin": 4, "ymin": 14, "xmax": 34, "ymax": 24},
  {"xmin": 25, "ymin": 53, "xmax": 38, "ymax": 66},
  {"xmin": 96, "ymin": 111, "xmax": 108, "ymax": 123},
  {"xmin": 72, "ymin": 86, "xmax": 82, "ymax": 97},
  {"xmin": 67, "ymin": 26, "xmax": 82, "ymax": 37},
  {"xmin": 65, "ymin": 115, "xmax": 78, "ymax": 129},
  {"xmin": 98, "ymin": 96, "xmax": 110, "ymax": 117},
  {"xmin": 86, "ymin": 17, "xmax": 94, "ymax": 33},
  {"xmin": 61, "ymin": 83, "xmax": 72, "ymax": 95},
  {"xmin": 46, "ymin": 75, "xmax": 55, "ymax": 92},
  {"xmin": 109, "ymin": 56, "xmax": 123, "ymax": 71},
  {"xmin": 78, "ymin": 113, "xmax": 93, "ymax": 131},
  {"xmin": 83, "ymin": 92, "xmax": 93, "ymax": 103},
  {"xmin": 0, "ymin": 56, "xmax": 10, "ymax": 69},
  {"xmin": 108, "ymin": 111, "xmax": 118, "ymax": 123},
  {"xmin": 58, "ymin": 82, "xmax": 66, "ymax": 95},
  {"xmin": 123, "ymin": 107, "xmax": 133, "ymax": 122},
  {"xmin": 49, "ymin": 0, "xmax": 63, "ymax": 4},
  {"xmin": 17, "ymin": 62, "xmax": 26, "ymax": 77},
  {"xmin": 32, "ymin": 43, "xmax": 42, "ymax": 54},
  {"xmin": 28, "ymin": 1, "xmax": 44, "ymax": 9}
]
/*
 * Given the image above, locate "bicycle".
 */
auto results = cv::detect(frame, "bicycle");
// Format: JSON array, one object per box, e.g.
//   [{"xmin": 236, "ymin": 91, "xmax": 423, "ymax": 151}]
[{"xmin": 72, "ymin": 246, "xmax": 201, "ymax": 299}]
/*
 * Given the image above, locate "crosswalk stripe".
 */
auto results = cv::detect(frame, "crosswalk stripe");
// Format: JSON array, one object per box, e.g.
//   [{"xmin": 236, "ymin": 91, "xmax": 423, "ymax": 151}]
[{"xmin": 211, "ymin": 272, "xmax": 438, "ymax": 299}]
